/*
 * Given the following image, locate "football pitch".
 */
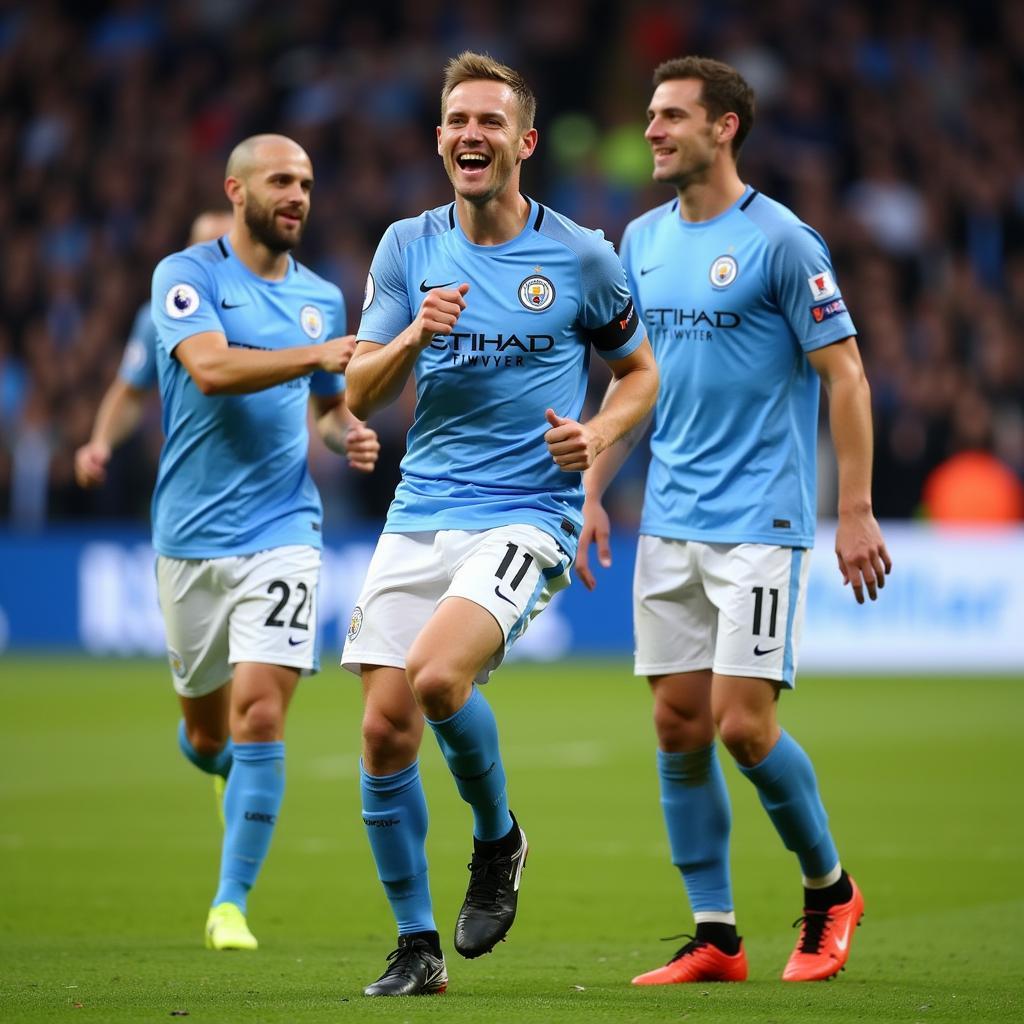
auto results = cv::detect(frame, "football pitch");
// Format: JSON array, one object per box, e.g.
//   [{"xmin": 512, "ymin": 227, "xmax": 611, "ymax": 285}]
[{"xmin": 2, "ymin": 658, "xmax": 1022, "ymax": 1023}]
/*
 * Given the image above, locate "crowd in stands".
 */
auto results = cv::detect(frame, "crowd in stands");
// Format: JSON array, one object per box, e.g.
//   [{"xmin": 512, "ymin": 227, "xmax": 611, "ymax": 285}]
[{"xmin": 2, "ymin": 0, "xmax": 1022, "ymax": 529}]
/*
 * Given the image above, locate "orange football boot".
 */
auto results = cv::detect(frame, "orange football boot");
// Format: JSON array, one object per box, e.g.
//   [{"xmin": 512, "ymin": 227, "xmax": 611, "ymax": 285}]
[
  {"xmin": 632, "ymin": 937, "xmax": 748, "ymax": 985},
  {"xmin": 782, "ymin": 876, "xmax": 864, "ymax": 981}
]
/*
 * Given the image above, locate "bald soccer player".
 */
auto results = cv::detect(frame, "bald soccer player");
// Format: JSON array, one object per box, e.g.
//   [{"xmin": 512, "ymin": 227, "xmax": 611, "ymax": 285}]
[{"xmin": 148, "ymin": 135, "xmax": 379, "ymax": 950}]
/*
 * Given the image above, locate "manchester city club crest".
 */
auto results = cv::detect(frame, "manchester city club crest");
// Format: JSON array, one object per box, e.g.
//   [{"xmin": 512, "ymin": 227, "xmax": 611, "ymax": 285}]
[
  {"xmin": 518, "ymin": 274, "xmax": 555, "ymax": 311},
  {"xmin": 300, "ymin": 304, "xmax": 324, "ymax": 339},
  {"xmin": 347, "ymin": 605, "xmax": 363, "ymax": 642},
  {"xmin": 709, "ymin": 255, "xmax": 738, "ymax": 288},
  {"xmin": 167, "ymin": 647, "xmax": 187, "ymax": 679}
]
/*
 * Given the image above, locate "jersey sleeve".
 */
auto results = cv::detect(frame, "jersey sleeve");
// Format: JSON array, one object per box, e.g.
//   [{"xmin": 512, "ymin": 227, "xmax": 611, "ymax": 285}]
[
  {"xmin": 768, "ymin": 224, "xmax": 856, "ymax": 353},
  {"xmin": 310, "ymin": 290, "xmax": 347, "ymax": 397},
  {"xmin": 577, "ymin": 234, "xmax": 643, "ymax": 362},
  {"xmin": 356, "ymin": 224, "xmax": 411, "ymax": 346},
  {"xmin": 150, "ymin": 252, "xmax": 224, "ymax": 357},
  {"xmin": 618, "ymin": 220, "xmax": 643, "ymax": 321},
  {"xmin": 117, "ymin": 302, "xmax": 158, "ymax": 389}
]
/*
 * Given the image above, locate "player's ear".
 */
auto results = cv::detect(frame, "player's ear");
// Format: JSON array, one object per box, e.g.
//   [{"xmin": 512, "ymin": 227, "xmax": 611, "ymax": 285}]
[
  {"xmin": 718, "ymin": 113, "xmax": 739, "ymax": 146},
  {"xmin": 224, "ymin": 176, "xmax": 245, "ymax": 207},
  {"xmin": 518, "ymin": 127, "xmax": 538, "ymax": 162},
  {"xmin": 436, "ymin": 124, "xmax": 443, "ymax": 156}
]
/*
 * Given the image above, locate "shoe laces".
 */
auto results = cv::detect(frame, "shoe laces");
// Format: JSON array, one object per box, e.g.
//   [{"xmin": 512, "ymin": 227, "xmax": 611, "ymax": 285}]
[
  {"xmin": 383, "ymin": 938, "xmax": 433, "ymax": 978},
  {"xmin": 463, "ymin": 850, "xmax": 511, "ymax": 907},
  {"xmin": 792, "ymin": 909, "xmax": 831, "ymax": 954},
  {"xmin": 659, "ymin": 933, "xmax": 707, "ymax": 964}
]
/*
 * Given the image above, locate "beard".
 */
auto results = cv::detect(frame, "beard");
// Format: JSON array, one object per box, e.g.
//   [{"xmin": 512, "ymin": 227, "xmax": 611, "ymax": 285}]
[{"xmin": 243, "ymin": 198, "xmax": 304, "ymax": 253}]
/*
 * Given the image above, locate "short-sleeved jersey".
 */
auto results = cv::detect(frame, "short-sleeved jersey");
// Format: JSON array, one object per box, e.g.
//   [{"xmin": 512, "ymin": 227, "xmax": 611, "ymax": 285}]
[
  {"xmin": 150, "ymin": 235, "xmax": 346, "ymax": 559},
  {"xmin": 118, "ymin": 302, "xmax": 158, "ymax": 389},
  {"xmin": 621, "ymin": 186, "xmax": 856, "ymax": 548},
  {"xmin": 358, "ymin": 198, "xmax": 642, "ymax": 552}
]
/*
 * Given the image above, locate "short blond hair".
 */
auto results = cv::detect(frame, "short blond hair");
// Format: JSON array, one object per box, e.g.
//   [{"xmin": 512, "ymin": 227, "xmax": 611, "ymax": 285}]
[{"xmin": 441, "ymin": 51, "xmax": 536, "ymax": 131}]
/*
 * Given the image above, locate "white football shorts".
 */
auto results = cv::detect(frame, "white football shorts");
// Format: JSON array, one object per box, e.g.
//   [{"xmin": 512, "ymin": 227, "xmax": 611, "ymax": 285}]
[
  {"xmin": 633, "ymin": 535, "xmax": 811, "ymax": 687},
  {"xmin": 341, "ymin": 525, "xmax": 571, "ymax": 682},
  {"xmin": 156, "ymin": 544, "xmax": 322, "ymax": 697}
]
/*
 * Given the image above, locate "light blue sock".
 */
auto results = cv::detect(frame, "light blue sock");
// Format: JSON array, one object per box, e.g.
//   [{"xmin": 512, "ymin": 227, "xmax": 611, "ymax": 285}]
[
  {"xmin": 178, "ymin": 719, "xmax": 233, "ymax": 778},
  {"xmin": 213, "ymin": 741, "xmax": 285, "ymax": 912},
  {"xmin": 361, "ymin": 760, "xmax": 436, "ymax": 935},
  {"xmin": 426, "ymin": 686, "xmax": 512, "ymax": 842},
  {"xmin": 658, "ymin": 745, "xmax": 733, "ymax": 913},
  {"xmin": 738, "ymin": 730, "xmax": 839, "ymax": 878}
]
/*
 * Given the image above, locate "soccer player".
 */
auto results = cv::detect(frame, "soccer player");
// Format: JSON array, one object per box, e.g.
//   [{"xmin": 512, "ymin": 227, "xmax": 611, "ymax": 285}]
[
  {"xmin": 342, "ymin": 52, "xmax": 658, "ymax": 996},
  {"xmin": 577, "ymin": 57, "xmax": 892, "ymax": 984},
  {"xmin": 149, "ymin": 134, "xmax": 379, "ymax": 951},
  {"xmin": 75, "ymin": 212, "xmax": 234, "ymax": 490}
]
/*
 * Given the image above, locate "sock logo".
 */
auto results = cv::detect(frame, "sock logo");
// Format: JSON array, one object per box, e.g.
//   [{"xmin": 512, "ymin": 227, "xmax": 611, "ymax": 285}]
[
  {"xmin": 244, "ymin": 811, "xmax": 276, "ymax": 825},
  {"xmin": 363, "ymin": 817, "xmax": 401, "ymax": 827}
]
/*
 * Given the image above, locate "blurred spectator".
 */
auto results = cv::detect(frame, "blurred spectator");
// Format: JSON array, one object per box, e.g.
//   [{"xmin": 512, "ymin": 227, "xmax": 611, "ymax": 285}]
[{"xmin": 1, "ymin": 0, "xmax": 1022, "ymax": 530}]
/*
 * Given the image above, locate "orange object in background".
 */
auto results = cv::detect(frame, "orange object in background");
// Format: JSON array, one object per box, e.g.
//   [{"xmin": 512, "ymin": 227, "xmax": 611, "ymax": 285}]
[{"xmin": 922, "ymin": 451, "xmax": 1024, "ymax": 523}]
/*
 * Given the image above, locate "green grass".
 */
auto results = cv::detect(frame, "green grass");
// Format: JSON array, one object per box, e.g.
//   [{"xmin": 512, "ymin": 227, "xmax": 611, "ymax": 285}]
[{"xmin": 2, "ymin": 658, "xmax": 1023, "ymax": 1022}]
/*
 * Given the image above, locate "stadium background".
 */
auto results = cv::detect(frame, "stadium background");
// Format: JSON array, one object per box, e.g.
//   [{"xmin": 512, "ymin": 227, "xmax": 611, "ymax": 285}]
[{"xmin": 2, "ymin": 4, "xmax": 1023, "ymax": 1021}]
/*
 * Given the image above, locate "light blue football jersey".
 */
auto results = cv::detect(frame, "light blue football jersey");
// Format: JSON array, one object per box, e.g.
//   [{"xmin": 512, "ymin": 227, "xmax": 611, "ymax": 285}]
[
  {"xmin": 621, "ymin": 186, "xmax": 856, "ymax": 548},
  {"xmin": 118, "ymin": 302, "xmax": 158, "ymax": 389},
  {"xmin": 358, "ymin": 198, "xmax": 642, "ymax": 552},
  {"xmin": 150, "ymin": 236, "xmax": 345, "ymax": 559}
]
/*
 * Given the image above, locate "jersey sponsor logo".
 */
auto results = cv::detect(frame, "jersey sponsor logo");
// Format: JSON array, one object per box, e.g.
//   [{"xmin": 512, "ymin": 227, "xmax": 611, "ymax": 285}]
[
  {"xmin": 753, "ymin": 644, "xmax": 783, "ymax": 656},
  {"xmin": 165, "ymin": 283, "xmax": 199, "ymax": 319},
  {"xmin": 807, "ymin": 270, "xmax": 836, "ymax": 301},
  {"xmin": 810, "ymin": 298, "xmax": 847, "ymax": 323},
  {"xmin": 347, "ymin": 605, "xmax": 363, "ymax": 642},
  {"xmin": 518, "ymin": 274, "xmax": 555, "ymax": 311},
  {"xmin": 362, "ymin": 272, "xmax": 375, "ymax": 311},
  {"xmin": 300, "ymin": 304, "xmax": 324, "ymax": 339},
  {"xmin": 430, "ymin": 331, "xmax": 553, "ymax": 368},
  {"xmin": 167, "ymin": 647, "xmax": 187, "ymax": 678},
  {"xmin": 220, "ymin": 298, "xmax": 245, "ymax": 309},
  {"xmin": 643, "ymin": 308, "xmax": 741, "ymax": 342},
  {"xmin": 709, "ymin": 255, "xmax": 738, "ymax": 288},
  {"xmin": 419, "ymin": 278, "xmax": 456, "ymax": 291}
]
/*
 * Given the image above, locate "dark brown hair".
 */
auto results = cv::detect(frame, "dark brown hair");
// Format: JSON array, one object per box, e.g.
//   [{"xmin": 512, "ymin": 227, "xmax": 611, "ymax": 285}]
[{"xmin": 653, "ymin": 56, "xmax": 755, "ymax": 154}]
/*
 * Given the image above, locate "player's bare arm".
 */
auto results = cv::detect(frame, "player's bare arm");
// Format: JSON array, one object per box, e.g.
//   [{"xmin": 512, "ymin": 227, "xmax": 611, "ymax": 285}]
[
  {"xmin": 75, "ymin": 378, "xmax": 149, "ymax": 488},
  {"xmin": 175, "ymin": 330, "xmax": 352, "ymax": 395},
  {"xmin": 574, "ymin": 374, "xmax": 656, "ymax": 590},
  {"xmin": 312, "ymin": 391, "xmax": 381, "ymax": 474},
  {"xmin": 808, "ymin": 337, "xmax": 892, "ymax": 604},
  {"xmin": 544, "ymin": 338, "xmax": 657, "ymax": 474},
  {"xmin": 345, "ymin": 283, "xmax": 470, "ymax": 419}
]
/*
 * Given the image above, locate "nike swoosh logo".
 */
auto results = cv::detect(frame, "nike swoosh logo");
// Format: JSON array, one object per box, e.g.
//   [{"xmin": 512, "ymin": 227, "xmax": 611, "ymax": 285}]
[
  {"xmin": 221, "ymin": 299, "xmax": 246, "ymax": 309},
  {"xmin": 639, "ymin": 265, "xmax": 663, "ymax": 276},
  {"xmin": 493, "ymin": 586, "xmax": 517, "ymax": 607},
  {"xmin": 753, "ymin": 644, "xmax": 782, "ymax": 656},
  {"xmin": 835, "ymin": 923, "xmax": 851, "ymax": 951},
  {"xmin": 420, "ymin": 279, "xmax": 456, "ymax": 292},
  {"xmin": 287, "ymin": 636, "xmax": 306, "ymax": 646}
]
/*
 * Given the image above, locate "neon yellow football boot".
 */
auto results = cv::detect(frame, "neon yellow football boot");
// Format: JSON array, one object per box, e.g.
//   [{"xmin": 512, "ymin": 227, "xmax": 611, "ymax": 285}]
[{"xmin": 205, "ymin": 902, "xmax": 258, "ymax": 951}]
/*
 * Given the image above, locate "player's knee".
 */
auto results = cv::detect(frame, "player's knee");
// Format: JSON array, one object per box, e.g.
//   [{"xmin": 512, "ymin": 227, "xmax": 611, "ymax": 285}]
[
  {"xmin": 653, "ymin": 697, "xmax": 713, "ymax": 750},
  {"xmin": 406, "ymin": 658, "xmax": 457, "ymax": 717},
  {"xmin": 188, "ymin": 728, "xmax": 228, "ymax": 759},
  {"xmin": 361, "ymin": 707, "xmax": 417, "ymax": 763},
  {"xmin": 234, "ymin": 697, "xmax": 283, "ymax": 743},
  {"xmin": 716, "ymin": 710, "xmax": 773, "ymax": 767}
]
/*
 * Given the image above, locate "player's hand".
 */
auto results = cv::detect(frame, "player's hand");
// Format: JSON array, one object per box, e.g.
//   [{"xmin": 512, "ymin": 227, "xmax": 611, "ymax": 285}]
[
  {"xmin": 544, "ymin": 408, "xmax": 601, "ymax": 472},
  {"xmin": 344, "ymin": 422, "xmax": 380, "ymax": 474},
  {"xmin": 74, "ymin": 441, "xmax": 111, "ymax": 489},
  {"xmin": 835, "ymin": 509, "xmax": 892, "ymax": 604},
  {"xmin": 319, "ymin": 334, "xmax": 358, "ymax": 374},
  {"xmin": 576, "ymin": 498, "xmax": 612, "ymax": 591},
  {"xmin": 413, "ymin": 283, "xmax": 470, "ymax": 348},
  {"xmin": 325, "ymin": 333, "xmax": 362, "ymax": 374}
]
